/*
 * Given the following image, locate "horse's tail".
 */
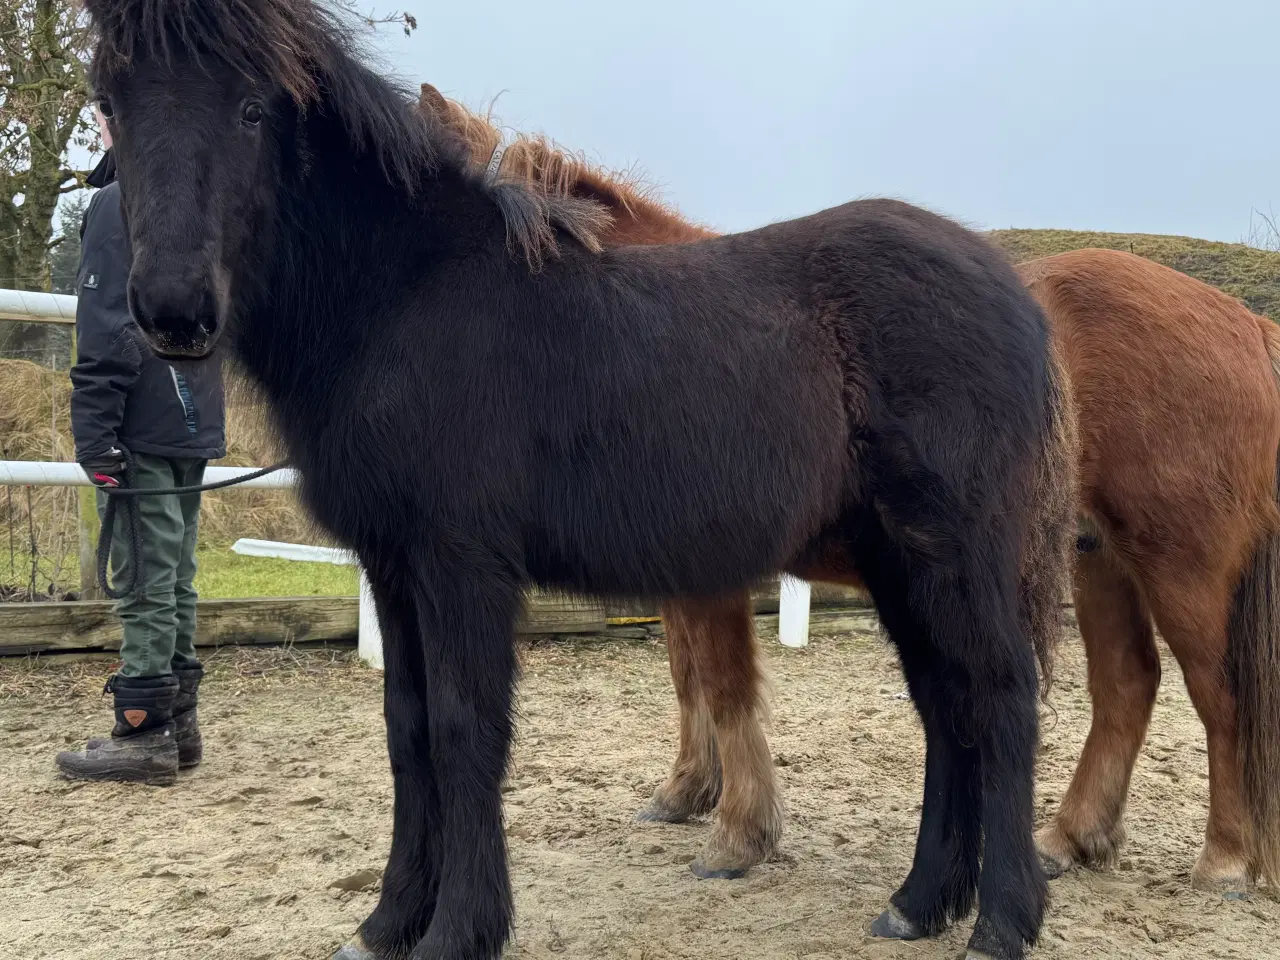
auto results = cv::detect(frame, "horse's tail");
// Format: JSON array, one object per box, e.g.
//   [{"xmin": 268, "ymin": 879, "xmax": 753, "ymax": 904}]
[
  {"xmin": 1229, "ymin": 316, "xmax": 1280, "ymax": 885},
  {"xmin": 1020, "ymin": 331, "xmax": 1079, "ymax": 697}
]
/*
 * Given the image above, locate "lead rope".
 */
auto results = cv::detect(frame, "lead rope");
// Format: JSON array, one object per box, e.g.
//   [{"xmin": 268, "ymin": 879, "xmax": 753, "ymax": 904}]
[
  {"xmin": 96, "ymin": 451, "xmax": 143, "ymax": 600},
  {"xmin": 96, "ymin": 447, "xmax": 290, "ymax": 598}
]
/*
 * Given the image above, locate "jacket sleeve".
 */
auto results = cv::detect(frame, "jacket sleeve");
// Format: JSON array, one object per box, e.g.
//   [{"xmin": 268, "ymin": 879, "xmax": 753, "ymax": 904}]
[{"xmin": 69, "ymin": 187, "xmax": 141, "ymax": 462}]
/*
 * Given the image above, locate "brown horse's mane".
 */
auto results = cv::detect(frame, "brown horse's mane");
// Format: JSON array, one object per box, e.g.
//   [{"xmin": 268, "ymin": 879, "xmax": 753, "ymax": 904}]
[
  {"xmin": 83, "ymin": 0, "xmax": 613, "ymax": 268},
  {"xmin": 418, "ymin": 84, "xmax": 716, "ymax": 247}
]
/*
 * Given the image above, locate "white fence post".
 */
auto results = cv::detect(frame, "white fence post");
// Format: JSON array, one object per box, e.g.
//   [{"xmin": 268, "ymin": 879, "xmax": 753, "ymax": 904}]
[
  {"xmin": 778, "ymin": 574, "xmax": 811, "ymax": 648},
  {"xmin": 358, "ymin": 568, "xmax": 384, "ymax": 669},
  {"xmin": 231, "ymin": 537, "xmax": 383, "ymax": 672}
]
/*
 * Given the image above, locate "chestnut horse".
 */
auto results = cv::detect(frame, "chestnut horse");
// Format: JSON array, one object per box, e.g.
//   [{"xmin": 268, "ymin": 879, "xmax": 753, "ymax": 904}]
[
  {"xmin": 1022, "ymin": 250, "xmax": 1280, "ymax": 893},
  {"xmin": 420, "ymin": 88, "xmax": 1280, "ymax": 894}
]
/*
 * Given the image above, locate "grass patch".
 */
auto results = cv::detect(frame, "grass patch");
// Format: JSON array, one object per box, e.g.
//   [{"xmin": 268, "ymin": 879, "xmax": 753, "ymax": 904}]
[
  {"xmin": 193, "ymin": 549, "xmax": 358, "ymax": 599},
  {"xmin": 2, "ymin": 547, "xmax": 358, "ymax": 599}
]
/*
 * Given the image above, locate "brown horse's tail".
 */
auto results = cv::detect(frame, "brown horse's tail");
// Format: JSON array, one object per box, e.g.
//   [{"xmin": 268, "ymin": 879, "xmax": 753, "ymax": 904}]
[
  {"xmin": 1020, "ymin": 334, "xmax": 1080, "ymax": 697},
  {"xmin": 1230, "ymin": 317, "xmax": 1280, "ymax": 885}
]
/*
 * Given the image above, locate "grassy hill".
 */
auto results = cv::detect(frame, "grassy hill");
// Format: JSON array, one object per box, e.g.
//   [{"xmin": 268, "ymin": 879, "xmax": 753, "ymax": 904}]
[{"xmin": 988, "ymin": 229, "xmax": 1280, "ymax": 319}]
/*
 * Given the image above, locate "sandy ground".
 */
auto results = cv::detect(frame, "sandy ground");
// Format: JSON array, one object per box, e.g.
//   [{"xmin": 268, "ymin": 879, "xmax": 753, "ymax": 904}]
[{"xmin": 2, "ymin": 611, "xmax": 1278, "ymax": 960}]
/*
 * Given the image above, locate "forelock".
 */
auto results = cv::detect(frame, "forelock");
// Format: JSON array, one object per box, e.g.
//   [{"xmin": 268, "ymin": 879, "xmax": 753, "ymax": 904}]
[{"xmin": 83, "ymin": 0, "xmax": 343, "ymax": 100}]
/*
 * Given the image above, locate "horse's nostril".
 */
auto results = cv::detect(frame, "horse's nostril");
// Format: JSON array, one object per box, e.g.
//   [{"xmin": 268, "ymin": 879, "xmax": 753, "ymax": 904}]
[{"xmin": 198, "ymin": 315, "xmax": 217, "ymax": 336}]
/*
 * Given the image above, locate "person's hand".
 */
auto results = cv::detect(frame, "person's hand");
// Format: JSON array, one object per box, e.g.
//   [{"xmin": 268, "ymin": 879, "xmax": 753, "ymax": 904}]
[{"xmin": 81, "ymin": 448, "xmax": 125, "ymax": 488}]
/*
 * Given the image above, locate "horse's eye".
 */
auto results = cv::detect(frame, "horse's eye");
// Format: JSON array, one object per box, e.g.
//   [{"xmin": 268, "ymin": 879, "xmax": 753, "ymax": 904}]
[
  {"xmin": 241, "ymin": 101, "xmax": 263, "ymax": 126},
  {"xmin": 97, "ymin": 99, "xmax": 115, "ymax": 119}
]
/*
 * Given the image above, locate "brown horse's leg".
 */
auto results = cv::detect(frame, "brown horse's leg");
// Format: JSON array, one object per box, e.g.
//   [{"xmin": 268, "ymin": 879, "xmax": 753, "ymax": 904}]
[
  {"xmin": 1147, "ymin": 576, "xmax": 1252, "ymax": 891},
  {"xmin": 1037, "ymin": 549, "xmax": 1160, "ymax": 875},
  {"xmin": 662, "ymin": 592, "xmax": 782, "ymax": 879},
  {"xmin": 637, "ymin": 602, "xmax": 722, "ymax": 823}
]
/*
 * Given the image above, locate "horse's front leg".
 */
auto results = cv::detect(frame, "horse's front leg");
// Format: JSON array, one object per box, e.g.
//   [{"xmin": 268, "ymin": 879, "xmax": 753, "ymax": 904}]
[
  {"xmin": 334, "ymin": 568, "xmax": 444, "ymax": 960},
  {"xmin": 637, "ymin": 600, "xmax": 723, "ymax": 824},
  {"xmin": 409, "ymin": 562, "xmax": 522, "ymax": 960}
]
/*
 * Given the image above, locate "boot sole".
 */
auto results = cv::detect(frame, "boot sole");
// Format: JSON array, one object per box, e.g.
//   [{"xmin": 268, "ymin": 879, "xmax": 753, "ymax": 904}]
[
  {"xmin": 56, "ymin": 754, "xmax": 178, "ymax": 787},
  {"xmin": 86, "ymin": 737, "xmax": 202, "ymax": 769}
]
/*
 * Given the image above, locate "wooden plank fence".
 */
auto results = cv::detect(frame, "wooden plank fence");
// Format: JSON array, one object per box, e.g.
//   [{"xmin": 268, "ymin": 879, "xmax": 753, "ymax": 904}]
[{"xmin": 0, "ymin": 583, "xmax": 873, "ymax": 657}]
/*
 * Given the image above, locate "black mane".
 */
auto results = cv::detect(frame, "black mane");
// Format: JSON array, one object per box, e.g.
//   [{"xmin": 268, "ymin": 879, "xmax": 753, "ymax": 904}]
[{"xmin": 85, "ymin": 0, "xmax": 607, "ymax": 265}]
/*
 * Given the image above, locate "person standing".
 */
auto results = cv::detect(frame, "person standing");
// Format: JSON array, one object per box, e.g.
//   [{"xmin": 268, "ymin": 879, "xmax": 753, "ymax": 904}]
[{"xmin": 56, "ymin": 109, "xmax": 226, "ymax": 786}]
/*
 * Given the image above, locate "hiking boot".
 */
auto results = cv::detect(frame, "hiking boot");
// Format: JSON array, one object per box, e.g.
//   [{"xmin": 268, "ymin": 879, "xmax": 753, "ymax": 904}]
[
  {"xmin": 171, "ymin": 663, "xmax": 204, "ymax": 768},
  {"xmin": 56, "ymin": 674, "xmax": 180, "ymax": 786},
  {"xmin": 85, "ymin": 664, "xmax": 204, "ymax": 768}
]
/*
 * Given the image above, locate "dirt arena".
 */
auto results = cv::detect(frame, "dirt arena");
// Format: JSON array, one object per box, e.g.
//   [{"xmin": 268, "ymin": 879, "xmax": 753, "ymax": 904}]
[{"xmin": 2, "ymin": 610, "xmax": 1277, "ymax": 960}]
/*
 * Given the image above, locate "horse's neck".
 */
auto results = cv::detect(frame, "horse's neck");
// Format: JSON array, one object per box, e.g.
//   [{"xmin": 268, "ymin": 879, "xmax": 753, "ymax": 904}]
[{"xmin": 232, "ymin": 152, "xmax": 493, "ymax": 412}]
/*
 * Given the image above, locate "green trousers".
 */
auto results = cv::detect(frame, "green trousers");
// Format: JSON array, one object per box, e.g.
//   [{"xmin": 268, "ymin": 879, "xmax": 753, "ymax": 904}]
[{"xmin": 98, "ymin": 454, "xmax": 207, "ymax": 678}]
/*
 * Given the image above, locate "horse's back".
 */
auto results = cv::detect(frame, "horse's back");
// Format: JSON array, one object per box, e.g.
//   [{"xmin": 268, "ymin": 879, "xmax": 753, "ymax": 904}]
[
  {"xmin": 614, "ymin": 196, "xmax": 1050, "ymax": 393},
  {"xmin": 522, "ymin": 199, "xmax": 1057, "ymax": 596},
  {"xmin": 1020, "ymin": 247, "xmax": 1277, "ymax": 440}
]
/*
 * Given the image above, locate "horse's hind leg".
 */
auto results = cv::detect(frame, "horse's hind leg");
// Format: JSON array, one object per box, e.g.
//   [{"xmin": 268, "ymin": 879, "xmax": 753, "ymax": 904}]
[
  {"xmin": 874, "ymin": 661, "xmax": 982, "ymax": 938},
  {"xmin": 1037, "ymin": 549, "xmax": 1160, "ymax": 877},
  {"xmin": 858, "ymin": 551, "xmax": 982, "ymax": 941},
  {"xmin": 860, "ymin": 528, "xmax": 1045, "ymax": 959},
  {"xmin": 1146, "ymin": 571, "xmax": 1252, "ymax": 891},
  {"xmin": 658, "ymin": 593, "xmax": 782, "ymax": 879},
  {"xmin": 637, "ymin": 601, "xmax": 723, "ymax": 823}
]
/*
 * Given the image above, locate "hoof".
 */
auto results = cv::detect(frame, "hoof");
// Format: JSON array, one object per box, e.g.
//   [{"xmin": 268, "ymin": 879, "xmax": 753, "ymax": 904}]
[
  {"xmin": 1191, "ymin": 868, "xmax": 1252, "ymax": 896},
  {"xmin": 689, "ymin": 859, "xmax": 747, "ymax": 880},
  {"xmin": 636, "ymin": 804, "xmax": 686, "ymax": 824},
  {"xmin": 1039, "ymin": 851, "xmax": 1069, "ymax": 880},
  {"xmin": 869, "ymin": 906, "xmax": 925, "ymax": 941},
  {"xmin": 331, "ymin": 937, "xmax": 379, "ymax": 960}
]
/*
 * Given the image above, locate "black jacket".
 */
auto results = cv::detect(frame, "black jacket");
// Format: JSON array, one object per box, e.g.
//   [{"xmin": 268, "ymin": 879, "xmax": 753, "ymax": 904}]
[{"xmin": 70, "ymin": 159, "xmax": 226, "ymax": 462}]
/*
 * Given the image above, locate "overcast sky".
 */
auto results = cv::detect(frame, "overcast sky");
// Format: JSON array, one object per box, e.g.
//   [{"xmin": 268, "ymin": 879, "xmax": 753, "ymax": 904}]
[{"xmin": 364, "ymin": 0, "xmax": 1276, "ymax": 243}]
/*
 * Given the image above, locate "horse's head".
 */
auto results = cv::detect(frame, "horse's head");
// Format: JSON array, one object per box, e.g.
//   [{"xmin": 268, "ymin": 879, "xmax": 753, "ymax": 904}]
[
  {"xmin": 85, "ymin": 0, "xmax": 610, "ymax": 355},
  {"xmin": 83, "ymin": 0, "xmax": 323, "ymax": 360}
]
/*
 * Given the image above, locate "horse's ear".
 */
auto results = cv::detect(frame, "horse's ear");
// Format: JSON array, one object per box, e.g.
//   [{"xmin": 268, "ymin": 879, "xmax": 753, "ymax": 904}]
[{"xmin": 418, "ymin": 83, "xmax": 449, "ymax": 118}]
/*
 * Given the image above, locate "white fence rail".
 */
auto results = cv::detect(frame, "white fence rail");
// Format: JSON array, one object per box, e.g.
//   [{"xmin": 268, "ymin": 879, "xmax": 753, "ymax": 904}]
[
  {"xmin": 0, "ymin": 459, "xmax": 300, "ymax": 489},
  {"xmin": 0, "ymin": 288, "xmax": 78, "ymax": 325},
  {"xmin": 1, "ymin": 458, "xmax": 386, "ymax": 668},
  {"xmin": 230, "ymin": 537, "xmax": 382, "ymax": 668},
  {"xmin": 3, "ymin": 458, "xmax": 815, "ymax": 659},
  {"xmin": 231, "ymin": 538, "xmax": 354, "ymax": 565}
]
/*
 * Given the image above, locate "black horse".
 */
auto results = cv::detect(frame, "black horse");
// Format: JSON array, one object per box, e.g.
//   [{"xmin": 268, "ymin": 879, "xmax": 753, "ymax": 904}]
[{"xmin": 83, "ymin": 2, "xmax": 1074, "ymax": 959}]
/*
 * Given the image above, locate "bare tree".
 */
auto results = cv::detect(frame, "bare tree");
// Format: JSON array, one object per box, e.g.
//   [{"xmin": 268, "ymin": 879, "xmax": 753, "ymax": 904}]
[
  {"xmin": 1247, "ymin": 206, "xmax": 1280, "ymax": 253},
  {"xmin": 354, "ymin": 7, "xmax": 418, "ymax": 33},
  {"xmin": 0, "ymin": 0, "xmax": 96, "ymax": 294},
  {"xmin": 0, "ymin": 1, "xmax": 416, "ymax": 299}
]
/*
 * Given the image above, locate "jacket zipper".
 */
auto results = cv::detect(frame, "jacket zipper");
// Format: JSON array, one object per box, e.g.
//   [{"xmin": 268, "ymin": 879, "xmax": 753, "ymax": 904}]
[{"xmin": 169, "ymin": 367, "xmax": 199, "ymax": 436}]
